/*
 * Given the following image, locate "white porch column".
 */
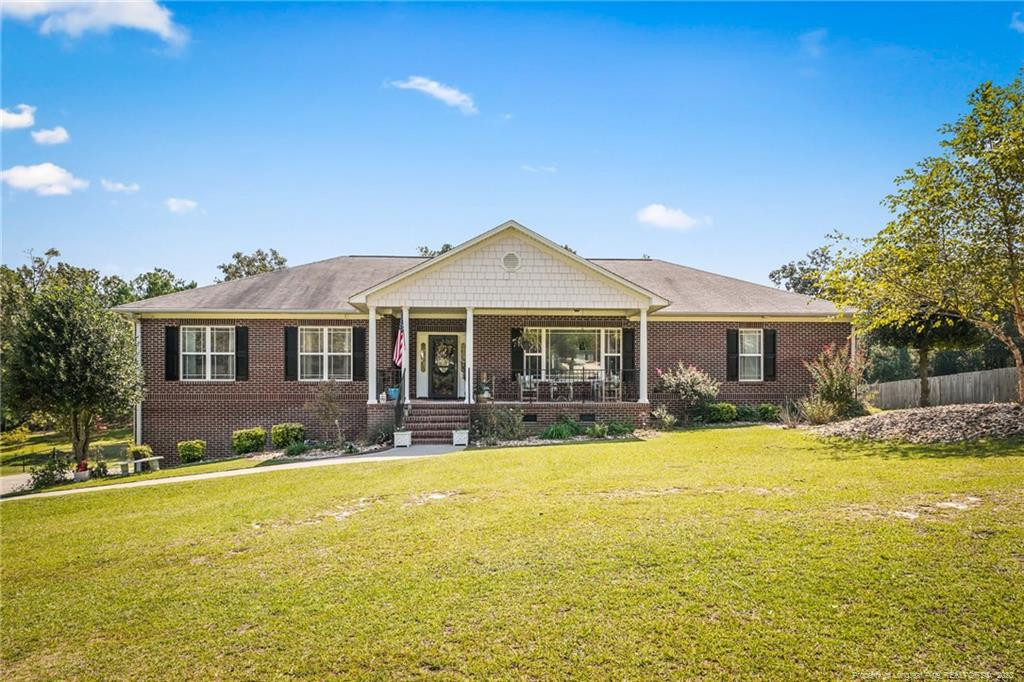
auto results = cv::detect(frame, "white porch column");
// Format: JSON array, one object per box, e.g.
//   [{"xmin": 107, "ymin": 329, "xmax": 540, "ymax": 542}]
[
  {"xmin": 639, "ymin": 307, "xmax": 649, "ymax": 404},
  {"xmin": 465, "ymin": 306, "xmax": 474, "ymax": 404},
  {"xmin": 367, "ymin": 306, "xmax": 378, "ymax": 404},
  {"xmin": 402, "ymin": 306, "xmax": 411, "ymax": 404}
]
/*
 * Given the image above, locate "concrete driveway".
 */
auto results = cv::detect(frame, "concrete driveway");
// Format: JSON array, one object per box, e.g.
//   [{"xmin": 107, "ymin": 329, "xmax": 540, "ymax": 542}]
[{"xmin": 1, "ymin": 444, "xmax": 464, "ymax": 502}]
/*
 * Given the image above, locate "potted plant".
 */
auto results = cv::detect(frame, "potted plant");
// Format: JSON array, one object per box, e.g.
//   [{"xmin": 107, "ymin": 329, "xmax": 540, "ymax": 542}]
[
  {"xmin": 393, "ymin": 427, "xmax": 412, "ymax": 447},
  {"xmin": 452, "ymin": 428, "xmax": 469, "ymax": 446},
  {"xmin": 475, "ymin": 372, "xmax": 493, "ymax": 403},
  {"xmin": 73, "ymin": 460, "xmax": 91, "ymax": 482}
]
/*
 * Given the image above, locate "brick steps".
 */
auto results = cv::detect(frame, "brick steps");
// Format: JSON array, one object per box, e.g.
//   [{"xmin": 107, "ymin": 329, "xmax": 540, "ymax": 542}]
[{"xmin": 401, "ymin": 402, "xmax": 470, "ymax": 445}]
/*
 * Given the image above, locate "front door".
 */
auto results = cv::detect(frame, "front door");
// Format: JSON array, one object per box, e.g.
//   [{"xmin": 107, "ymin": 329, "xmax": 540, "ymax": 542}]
[{"xmin": 428, "ymin": 335, "xmax": 459, "ymax": 399}]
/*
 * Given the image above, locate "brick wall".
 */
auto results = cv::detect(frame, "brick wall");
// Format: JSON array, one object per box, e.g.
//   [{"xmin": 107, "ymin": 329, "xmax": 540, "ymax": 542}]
[
  {"xmin": 140, "ymin": 317, "xmax": 375, "ymax": 463},
  {"xmin": 138, "ymin": 315, "xmax": 848, "ymax": 463},
  {"xmin": 648, "ymin": 320, "xmax": 851, "ymax": 406}
]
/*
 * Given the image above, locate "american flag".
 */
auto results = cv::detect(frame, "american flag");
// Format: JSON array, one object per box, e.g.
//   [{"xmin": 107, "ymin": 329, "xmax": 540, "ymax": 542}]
[{"xmin": 393, "ymin": 326, "xmax": 404, "ymax": 367}]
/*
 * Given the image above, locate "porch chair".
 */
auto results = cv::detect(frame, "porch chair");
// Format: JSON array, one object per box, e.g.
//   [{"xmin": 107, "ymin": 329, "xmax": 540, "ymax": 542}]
[
  {"xmin": 601, "ymin": 373, "xmax": 622, "ymax": 402},
  {"xmin": 518, "ymin": 374, "xmax": 539, "ymax": 402}
]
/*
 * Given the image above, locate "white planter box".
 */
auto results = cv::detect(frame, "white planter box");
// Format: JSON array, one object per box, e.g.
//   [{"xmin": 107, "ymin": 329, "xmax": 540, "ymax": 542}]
[
  {"xmin": 73, "ymin": 469, "xmax": 91, "ymax": 482},
  {"xmin": 452, "ymin": 429, "xmax": 469, "ymax": 446},
  {"xmin": 394, "ymin": 430, "xmax": 412, "ymax": 448}
]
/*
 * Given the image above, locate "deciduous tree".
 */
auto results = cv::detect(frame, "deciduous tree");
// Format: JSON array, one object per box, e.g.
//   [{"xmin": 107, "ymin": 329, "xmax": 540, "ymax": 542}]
[
  {"xmin": 217, "ymin": 248, "xmax": 287, "ymax": 281},
  {"xmin": 6, "ymin": 267, "xmax": 144, "ymax": 468},
  {"xmin": 827, "ymin": 73, "xmax": 1024, "ymax": 401}
]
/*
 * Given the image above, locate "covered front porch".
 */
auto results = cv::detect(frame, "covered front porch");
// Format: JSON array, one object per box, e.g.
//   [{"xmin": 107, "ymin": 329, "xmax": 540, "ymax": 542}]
[{"xmin": 366, "ymin": 307, "xmax": 651, "ymax": 405}]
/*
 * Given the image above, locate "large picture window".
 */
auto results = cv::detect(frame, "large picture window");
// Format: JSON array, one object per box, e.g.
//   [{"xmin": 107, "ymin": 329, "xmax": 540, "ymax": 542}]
[
  {"xmin": 181, "ymin": 326, "xmax": 235, "ymax": 381},
  {"xmin": 738, "ymin": 329, "xmax": 763, "ymax": 382},
  {"xmin": 522, "ymin": 328, "xmax": 624, "ymax": 379},
  {"xmin": 300, "ymin": 327, "xmax": 353, "ymax": 381}
]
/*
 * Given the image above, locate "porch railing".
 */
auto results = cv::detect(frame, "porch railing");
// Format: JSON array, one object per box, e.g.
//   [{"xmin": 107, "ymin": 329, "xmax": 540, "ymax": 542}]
[{"xmin": 489, "ymin": 368, "xmax": 640, "ymax": 403}]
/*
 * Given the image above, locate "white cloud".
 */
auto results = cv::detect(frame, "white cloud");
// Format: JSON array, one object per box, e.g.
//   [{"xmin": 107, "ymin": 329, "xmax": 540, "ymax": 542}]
[
  {"xmin": 799, "ymin": 28, "xmax": 828, "ymax": 58},
  {"xmin": 31, "ymin": 125, "xmax": 69, "ymax": 145},
  {"xmin": 165, "ymin": 197, "xmax": 197, "ymax": 213},
  {"xmin": 1, "ymin": 104, "xmax": 36, "ymax": 129},
  {"xmin": 390, "ymin": 76, "xmax": 478, "ymax": 115},
  {"xmin": 101, "ymin": 178, "xmax": 140, "ymax": 193},
  {"xmin": 1, "ymin": 162, "xmax": 88, "ymax": 195},
  {"xmin": 1, "ymin": 0, "xmax": 187, "ymax": 44},
  {"xmin": 1011, "ymin": 12, "xmax": 1024, "ymax": 34},
  {"xmin": 635, "ymin": 203, "xmax": 708, "ymax": 231},
  {"xmin": 520, "ymin": 164, "xmax": 557, "ymax": 174}
]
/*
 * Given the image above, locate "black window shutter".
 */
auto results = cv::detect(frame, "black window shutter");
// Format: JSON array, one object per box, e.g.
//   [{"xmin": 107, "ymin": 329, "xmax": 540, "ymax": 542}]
[
  {"xmin": 164, "ymin": 326, "xmax": 179, "ymax": 381},
  {"xmin": 763, "ymin": 329, "xmax": 777, "ymax": 381},
  {"xmin": 352, "ymin": 326, "xmax": 367, "ymax": 381},
  {"xmin": 622, "ymin": 328, "xmax": 636, "ymax": 371},
  {"xmin": 284, "ymin": 327, "xmax": 298, "ymax": 381},
  {"xmin": 235, "ymin": 326, "xmax": 249, "ymax": 381},
  {"xmin": 726, "ymin": 329, "xmax": 739, "ymax": 381},
  {"xmin": 511, "ymin": 328, "xmax": 524, "ymax": 379}
]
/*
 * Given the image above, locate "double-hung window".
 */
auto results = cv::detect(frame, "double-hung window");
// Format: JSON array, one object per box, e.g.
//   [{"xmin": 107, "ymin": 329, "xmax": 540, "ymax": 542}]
[
  {"xmin": 738, "ymin": 329, "xmax": 763, "ymax": 382},
  {"xmin": 181, "ymin": 326, "xmax": 235, "ymax": 381},
  {"xmin": 299, "ymin": 327, "xmax": 353, "ymax": 381}
]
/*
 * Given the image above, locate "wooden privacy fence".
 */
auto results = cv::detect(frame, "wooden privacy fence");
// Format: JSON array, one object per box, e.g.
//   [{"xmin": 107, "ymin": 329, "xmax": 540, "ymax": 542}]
[{"xmin": 869, "ymin": 367, "xmax": 1019, "ymax": 409}]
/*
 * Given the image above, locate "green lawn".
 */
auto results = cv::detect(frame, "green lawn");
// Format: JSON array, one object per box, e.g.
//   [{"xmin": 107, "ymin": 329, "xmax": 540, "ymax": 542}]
[
  {"xmin": 0, "ymin": 427, "xmax": 132, "ymax": 475},
  {"xmin": 2, "ymin": 427, "xmax": 1022, "ymax": 679}
]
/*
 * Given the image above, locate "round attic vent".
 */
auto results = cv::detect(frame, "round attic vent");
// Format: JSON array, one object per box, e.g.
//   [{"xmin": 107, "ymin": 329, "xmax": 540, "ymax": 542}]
[{"xmin": 502, "ymin": 252, "xmax": 521, "ymax": 272}]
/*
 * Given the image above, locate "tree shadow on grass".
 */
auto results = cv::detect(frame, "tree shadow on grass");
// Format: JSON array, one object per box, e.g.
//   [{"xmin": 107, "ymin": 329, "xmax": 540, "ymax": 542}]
[{"xmin": 816, "ymin": 435, "xmax": 1024, "ymax": 460}]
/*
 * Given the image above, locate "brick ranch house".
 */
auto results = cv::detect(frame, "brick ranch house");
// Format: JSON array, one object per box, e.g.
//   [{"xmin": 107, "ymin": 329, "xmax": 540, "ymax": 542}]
[{"xmin": 117, "ymin": 220, "xmax": 850, "ymax": 461}]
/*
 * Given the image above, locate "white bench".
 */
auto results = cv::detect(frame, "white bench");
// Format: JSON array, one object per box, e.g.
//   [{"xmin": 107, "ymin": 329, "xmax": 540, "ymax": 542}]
[{"xmin": 111, "ymin": 456, "xmax": 164, "ymax": 476}]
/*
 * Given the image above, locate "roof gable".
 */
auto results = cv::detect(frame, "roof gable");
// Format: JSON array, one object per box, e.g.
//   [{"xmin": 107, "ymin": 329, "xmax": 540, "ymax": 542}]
[{"xmin": 351, "ymin": 220, "xmax": 668, "ymax": 309}]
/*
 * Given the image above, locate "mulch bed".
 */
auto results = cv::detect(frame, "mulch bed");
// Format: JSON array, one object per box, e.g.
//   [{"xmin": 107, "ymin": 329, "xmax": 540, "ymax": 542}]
[{"xmin": 813, "ymin": 403, "xmax": 1024, "ymax": 444}]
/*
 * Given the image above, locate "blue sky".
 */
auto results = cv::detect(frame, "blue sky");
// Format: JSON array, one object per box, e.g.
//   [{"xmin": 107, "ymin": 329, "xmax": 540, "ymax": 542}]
[{"xmin": 2, "ymin": 2, "xmax": 1022, "ymax": 287}]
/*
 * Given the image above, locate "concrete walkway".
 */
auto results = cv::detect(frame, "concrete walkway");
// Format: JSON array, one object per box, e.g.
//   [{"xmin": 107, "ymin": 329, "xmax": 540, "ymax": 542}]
[
  {"xmin": 0, "ymin": 445, "xmax": 464, "ymax": 502},
  {"xmin": 1, "ymin": 473, "xmax": 31, "ymax": 496}
]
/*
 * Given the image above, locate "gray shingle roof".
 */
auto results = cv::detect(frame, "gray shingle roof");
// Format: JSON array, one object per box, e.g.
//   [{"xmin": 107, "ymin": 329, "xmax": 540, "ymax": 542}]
[
  {"xmin": 116, "ymin": 254, "xmax": 839, "ymax": 317},
  {"xmin": 594, "ymin": 259, "xmax": 838, "ymax": 316},
  {"xmin": 116, "ymin": 256, "xmax": 425, "ymax": 313}
]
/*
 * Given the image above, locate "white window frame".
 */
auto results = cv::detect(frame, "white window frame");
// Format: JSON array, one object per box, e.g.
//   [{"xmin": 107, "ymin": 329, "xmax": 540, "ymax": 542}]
[
  {"xmin": 181, "ymin": 325, "xmax": 235, "ymax": 382},
  {"xmin": 523, "ymin": 327, "xmax": 623, "ymax": 379},
  {"xmin": 299, "ymin": 326, "xmax": 354, "ymax": 382},
  {"xmin": 738, "ymin": 328, "xmax": 763, "ymax": 382}
]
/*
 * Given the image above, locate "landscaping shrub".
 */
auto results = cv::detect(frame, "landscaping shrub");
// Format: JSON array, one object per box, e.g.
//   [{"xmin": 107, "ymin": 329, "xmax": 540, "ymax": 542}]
[
  {"xmin": 232, "ymin": 427, "xmax": 266, "ymax": 455},
  {"xmin": 271, "ymin": 423, "xmax": 305, "ymax": 449},
  {"xmin": 798, "ymin": 395, "xmax": 841, "ymax": 425},
  {"xmin": 126, "ymin": 444, "xmax": 156, "ymax": 471},
  {"xmin": 650, "ymin": 404, "xmax": 678, "ymax": 431},
  {"xmin": 177, "ymin": 439, "xmax": 206, "ymax": 464},
  {"xmin": 126, "ymin": 444, "xmax": 153, "ymax": 460},
  {"xmin": 655, "ymin": 363, "xmax": 720, "ymax": 422},
  {"xmin": 707, "ymin": 402, "xmax": 738, "ymax": 423},
  {"xmin": 471, "ymin": 406, "xmax": 526, "ymax": 443},
  {"xmin": 586, "ymin": 422, "xmax": 610, "ymax": 438},
  {"xmin": 735, "ymin": 404, "xmax": 759, "ymax": 421},
  {"xmin": 369, "ymin": 425, "xmax": 394, "ymax": 446},
  {"xmin": 90, "ymin": 459, "xmax": 109, "ymax": 479},
  {"xmin": 28, "ymin": 450, "xmax": 73, "ymax": 490},
  {"xmin": 284, "ymin": 441, "xmax": 312, "ymax": 457},
  {"xmin": 757, "ymin": 403, "xmax": 782, "ymax": 422},
  {"xmin": 804, "ymin": 344, "xmax": 869, "ymax": 419},
  {"xmin": 540, "ymin": 415, "xmax": 584, "ymax": 440},
  {"xmin": 605, "ymin": 420, "xmax": 635, "ymax": 436},
  {"xmin": 780, "ymin": 401, "xmax": 801, "ymax": 429}
]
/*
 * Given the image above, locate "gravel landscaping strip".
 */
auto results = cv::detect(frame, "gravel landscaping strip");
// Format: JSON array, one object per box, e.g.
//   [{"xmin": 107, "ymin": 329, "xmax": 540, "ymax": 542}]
[{"xmin": 813, "ymin": 403, "xmax": 1024, "ymax": 443}]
